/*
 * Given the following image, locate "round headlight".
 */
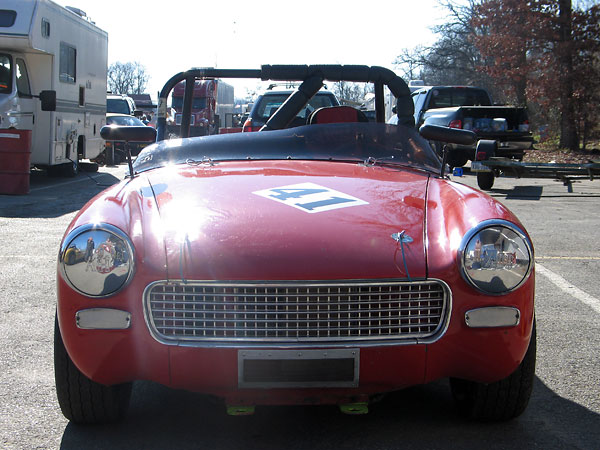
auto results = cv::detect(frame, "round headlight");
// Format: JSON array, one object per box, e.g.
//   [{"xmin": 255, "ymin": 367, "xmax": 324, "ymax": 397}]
[
  {"xmin": 458, "ymin": 220, "xmax": 533, "ymax": 295},
  {"xmin": 60, "ymin": 224, "xmax": 135, "ymax": 297}
]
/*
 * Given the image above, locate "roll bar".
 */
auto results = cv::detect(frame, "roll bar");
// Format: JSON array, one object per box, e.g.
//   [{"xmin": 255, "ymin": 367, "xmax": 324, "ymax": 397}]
[{"xmin": 155, "ymin": 65, "xmax": 414, "ymax": 142}]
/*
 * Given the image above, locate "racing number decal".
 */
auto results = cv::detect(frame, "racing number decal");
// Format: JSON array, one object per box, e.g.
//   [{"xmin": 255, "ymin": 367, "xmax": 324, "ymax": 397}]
[{"xmin": 253, "ymin": 182, "xmax": 368, "ymax": 213}]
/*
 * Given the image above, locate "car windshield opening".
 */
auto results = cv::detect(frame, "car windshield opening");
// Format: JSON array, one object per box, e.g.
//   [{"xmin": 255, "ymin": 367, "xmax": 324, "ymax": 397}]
[
  {"xmin": 257, "ymin": 94, "xmax": 338, "ymax": 121},
  {"xmin": 133, "ymin": 123, "xmax": 442, "ymax": 174}
]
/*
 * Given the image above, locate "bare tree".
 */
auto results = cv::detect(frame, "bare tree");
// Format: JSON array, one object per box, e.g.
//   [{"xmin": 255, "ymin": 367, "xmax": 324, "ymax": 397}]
[
  {"xmin": 107, "ymin": 61, "xmax": 149, "ymax": 95},
  {"xmin": 331, "ymin": 81, "xmax": 374, "ymax": 106},
  {"xmin": 394, "ymin": 1, "xmax": 498, "ymax": 96}
]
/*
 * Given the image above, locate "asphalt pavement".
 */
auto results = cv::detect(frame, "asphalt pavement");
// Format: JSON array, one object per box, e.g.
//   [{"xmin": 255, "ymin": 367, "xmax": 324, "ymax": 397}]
[{"xmin": 1, "ymin": 163, "xmax": 598, "ymax": 450}]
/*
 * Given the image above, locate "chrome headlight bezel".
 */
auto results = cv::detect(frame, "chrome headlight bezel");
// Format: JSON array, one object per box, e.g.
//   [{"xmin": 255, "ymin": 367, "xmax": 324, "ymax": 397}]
[
  {"xmin": 457, "ymin": 219, "xmax": 533, "ymax": 295},
  {"xmin": 59, "ymin": 223, "xmax": 135, "ymax": 298}
]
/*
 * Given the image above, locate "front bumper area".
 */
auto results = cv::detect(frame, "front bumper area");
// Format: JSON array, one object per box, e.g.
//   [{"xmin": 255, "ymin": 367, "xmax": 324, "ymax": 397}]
[{"xmin": 57, "ymin": 274, "xmax": 534, "ymax": 406}]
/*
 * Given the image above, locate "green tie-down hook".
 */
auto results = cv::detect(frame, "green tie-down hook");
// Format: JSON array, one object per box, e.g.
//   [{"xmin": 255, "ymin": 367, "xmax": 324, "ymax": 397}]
[
  {"xmin": 226, "ymin": 405, "xmax": 255, "ymax": 416},
  {"xmin": 339, "ymin": 402, "xmax": 369, "ymax": 415}
]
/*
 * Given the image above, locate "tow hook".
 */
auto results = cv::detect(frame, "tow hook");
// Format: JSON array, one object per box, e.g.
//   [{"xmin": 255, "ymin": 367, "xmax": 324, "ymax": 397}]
[
  {"xmin": 339, "ymin": 402, "xmax": 369, "ymax": 415},
  {"xmin": 226, "ymin": 405, "xmax": 255, "ymax": 416}
]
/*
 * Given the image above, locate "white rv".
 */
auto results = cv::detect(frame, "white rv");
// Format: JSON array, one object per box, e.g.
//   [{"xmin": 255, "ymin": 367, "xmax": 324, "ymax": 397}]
[{"xmin": 0, "ymin": 0, "xmax": 107, "ymax": 175}]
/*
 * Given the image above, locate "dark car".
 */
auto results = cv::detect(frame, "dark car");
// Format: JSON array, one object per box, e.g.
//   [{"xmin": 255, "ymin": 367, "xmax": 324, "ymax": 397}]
[
  {"xmin": 242, "ymin": 86, "xmax": 340, "ymax": 131},
  {"xmin": 98, "ymin": 113, "xmax": 152, "ymax": 164}
]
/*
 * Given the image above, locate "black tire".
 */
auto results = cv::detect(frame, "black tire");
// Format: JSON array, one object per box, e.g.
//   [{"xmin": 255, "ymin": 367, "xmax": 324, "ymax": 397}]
[
  {"xmin": 63, "ymin": 160, "xmax": 79, "ymax": 177},
  {"xmin": 54, "ymin": 314, "xmax": 132, "ymax": 424},
  {"xmin": 450, "ymin": 322, "xmax": 536, "ymax": 422},
  {"xmin": 46, "ymin": 162, "xmax": 77, "ymax": 177},
  {"xmin": 476, "ymin": 171, "xmax": 495, "ymax": 190}
]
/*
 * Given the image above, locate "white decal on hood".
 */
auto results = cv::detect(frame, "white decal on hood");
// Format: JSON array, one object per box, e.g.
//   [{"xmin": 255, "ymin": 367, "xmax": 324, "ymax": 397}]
[{"xmin": 253, "ymin": 182, "xmax": 368, "ymax": 213}]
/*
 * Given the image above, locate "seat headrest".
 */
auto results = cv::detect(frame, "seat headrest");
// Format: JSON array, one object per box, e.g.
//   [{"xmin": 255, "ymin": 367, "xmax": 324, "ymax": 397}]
[{"xmin": 307, "ymin": 106, "xmax": 369, "ymax": 125}]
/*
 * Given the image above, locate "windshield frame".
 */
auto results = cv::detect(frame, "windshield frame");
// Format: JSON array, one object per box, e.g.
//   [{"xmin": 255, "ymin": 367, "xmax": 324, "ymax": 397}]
[{"xmin": 133, "ymin": 122, "xmax": 442, "ymax": 175}]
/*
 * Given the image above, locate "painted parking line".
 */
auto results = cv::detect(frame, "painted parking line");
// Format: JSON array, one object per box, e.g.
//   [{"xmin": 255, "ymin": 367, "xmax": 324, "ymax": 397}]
[
  {"xmin": 537, "ymin": 256, "xmax": 600, "ymax": 260},
  {"xmin": 536, "ymin": 263, "xmax": 600, "ymax": 314}
]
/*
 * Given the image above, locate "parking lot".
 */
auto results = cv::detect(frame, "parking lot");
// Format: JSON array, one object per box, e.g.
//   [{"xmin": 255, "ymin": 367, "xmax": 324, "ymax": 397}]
[{"xmin": 1, "ymin": 165, "xmax": 599, "ymax": 450}]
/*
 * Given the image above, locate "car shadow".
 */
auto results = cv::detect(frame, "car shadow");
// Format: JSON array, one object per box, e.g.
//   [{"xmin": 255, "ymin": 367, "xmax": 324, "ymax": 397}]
[
  {"xmin": 0, "ymin": 170, "xmax": 121, "ymax": 218},
  {"xmin": 489, "ymin": 185, "xmax": 545, "ymax": 200},
  {"xmin": 58, "ymin": 376, "xmax": 599, "ymax": 450}
]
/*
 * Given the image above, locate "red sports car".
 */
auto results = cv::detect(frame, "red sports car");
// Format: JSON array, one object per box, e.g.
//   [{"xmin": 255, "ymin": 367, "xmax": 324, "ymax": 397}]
[{"xmin": 55, "ymin": 66, "xmax": 535, "ymax": 424}]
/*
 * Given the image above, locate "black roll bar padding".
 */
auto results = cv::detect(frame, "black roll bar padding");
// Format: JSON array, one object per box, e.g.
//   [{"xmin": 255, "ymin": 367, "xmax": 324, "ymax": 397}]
[
  {"xmin": 261, "ymin": 65, "xmax": 414, "ymax": 127},
  {"xmin": 261, "ymin": 76, "xmax": 324, "ymax": 131},
  {"xmin": 374, "ymin": 81, "xmax": 385, "ymax": 123},
  {"xmin": 179, "ymin": 75, "xmax": 196, "ymax": 138},
  {"xmin": 156, "ymin": 69, "xmax": 262, "ymax": 142},
  {"xmin": 155, "ymin": 65, "xmax": 415, "ymax": 141}
]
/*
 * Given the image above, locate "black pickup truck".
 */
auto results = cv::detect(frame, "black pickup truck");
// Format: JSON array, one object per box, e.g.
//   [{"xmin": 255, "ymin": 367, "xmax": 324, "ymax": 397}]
[{"xmin": 392, "ymin": 86, "xmax": 534, "ymax": 167}]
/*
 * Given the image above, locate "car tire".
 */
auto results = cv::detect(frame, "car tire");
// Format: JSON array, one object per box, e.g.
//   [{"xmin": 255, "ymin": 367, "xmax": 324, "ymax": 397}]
[
  {"xmin": 63, "ymin": 160, "xmax": 79, "ymax": 177},
  {"xmin": 450, "ymin": 321, "xmax": 536, "ymax": 422},
  {"xmin": 54, "ymin": 314, "xmax": 132, "ymax": 424},
  {"xmin": 476, "ymin": 171, "xmax": 495, "ymax": 190}
]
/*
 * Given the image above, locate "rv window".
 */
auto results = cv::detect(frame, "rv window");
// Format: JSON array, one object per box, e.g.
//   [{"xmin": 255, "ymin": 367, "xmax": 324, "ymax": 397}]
[
  {"xmin": 0, "ymin": 10, "xmax": 17, "ymax": 27},
  {"xmin": 0, "ymin": 54, "xmax": 11, "ymax": 94},
  {"xmin": 16, "ymin": 59, "xmax": 31, "ymax": 97},
  {"xmin": 59, "ymin": 43, "xmax": 76, "ymax": 84},
  {"xmin": 41, "ymin": 19, "xmax": 50, "ymax": 38}
]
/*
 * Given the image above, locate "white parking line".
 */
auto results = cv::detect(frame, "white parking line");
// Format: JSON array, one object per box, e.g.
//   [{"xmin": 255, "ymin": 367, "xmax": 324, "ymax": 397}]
[{"xmin": 536, "ymin": 263, "xmax": 600, "ymax": 314}]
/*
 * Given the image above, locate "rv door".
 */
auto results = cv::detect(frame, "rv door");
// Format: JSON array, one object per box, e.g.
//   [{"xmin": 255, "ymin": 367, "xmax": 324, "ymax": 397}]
[
  {"xmin": 13, "ymin": 57, "xmax": 35, "ymax": 131},
  {"xmin": 0, "ymin": 54, "xmax": 34, "ymax": 131}
]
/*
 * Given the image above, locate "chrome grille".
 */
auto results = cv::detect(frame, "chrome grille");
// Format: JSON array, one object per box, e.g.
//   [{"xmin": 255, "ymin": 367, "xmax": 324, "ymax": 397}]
[{"xmin": 144, "ymin": 280, "xmax": 449, "ymax": 344}]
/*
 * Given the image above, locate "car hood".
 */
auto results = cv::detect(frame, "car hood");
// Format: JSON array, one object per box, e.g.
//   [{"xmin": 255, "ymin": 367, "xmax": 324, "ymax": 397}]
[{"xmin": 143, "ymin": 160, "xmax": 430, "ymax": 281}]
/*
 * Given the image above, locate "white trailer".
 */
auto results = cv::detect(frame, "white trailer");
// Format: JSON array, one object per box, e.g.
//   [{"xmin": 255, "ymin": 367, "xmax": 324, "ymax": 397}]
[
  {"xmin": 215, "ymin": 80, "xmax": 234, "ymax": 129},
  {"xmin": 0, "ymin": 0, "xmax": 107, "ymax": 175}
]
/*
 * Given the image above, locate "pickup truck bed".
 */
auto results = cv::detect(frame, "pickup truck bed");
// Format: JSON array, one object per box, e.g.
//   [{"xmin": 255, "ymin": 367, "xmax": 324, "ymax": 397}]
[{"xmin": 410, "ymin": 86, "xmax": 533, "ymax": 167}]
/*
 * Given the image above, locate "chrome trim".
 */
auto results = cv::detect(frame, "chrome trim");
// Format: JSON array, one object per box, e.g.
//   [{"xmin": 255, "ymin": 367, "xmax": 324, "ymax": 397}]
[
  {"xmin": 457, "ymin": 219, "xmax": 534, "ymax": 296},
  {"xmin": 59, "ymin": 223, "xmax": 135, "ymax": 298},
  {"xmin": 76, "ymin": 308, "xmax": 132, "ymax": 329},
  {"xmin": 238, "ymin": 348, "xmax": 359, "ymax": 388},
  {"xmin": 143, "ymin": 279, "xmax": 452, "ymax": 348},
  {"xmin": 465, "ymin": 306, "xmax": 521, "ymax": 328}
]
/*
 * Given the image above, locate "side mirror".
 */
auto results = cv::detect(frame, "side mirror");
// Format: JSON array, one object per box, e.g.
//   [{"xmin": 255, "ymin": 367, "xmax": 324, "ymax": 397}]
[
  {"xmin": 133, "ymin": 109, "xmax": 144, "ymax": 117},
  {"xmin": 39, "ymin": 90, "xmax": 56, "ymax": 111},
  {"xmin": 419, "ymin": 124, "xmax": 476, "ymax": 146}
]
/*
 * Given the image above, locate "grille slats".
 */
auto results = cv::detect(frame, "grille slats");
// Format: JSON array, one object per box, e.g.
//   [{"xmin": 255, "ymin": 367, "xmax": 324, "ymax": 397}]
[{"xmin": 145, "ymin": 280, "xmax": 448, "ymax": 343}]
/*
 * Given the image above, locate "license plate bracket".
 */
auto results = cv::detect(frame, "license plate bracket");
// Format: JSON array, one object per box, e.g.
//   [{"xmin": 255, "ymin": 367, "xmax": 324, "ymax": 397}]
[{"xmin": 238, "ymin": 349, "xmax": 359, "ymax": 388}]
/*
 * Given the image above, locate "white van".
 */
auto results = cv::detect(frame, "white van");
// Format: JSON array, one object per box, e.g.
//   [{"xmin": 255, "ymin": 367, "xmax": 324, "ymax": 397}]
[{"xmin": 0, "ymin": 0, "xmax": 108, "ymax": 176}]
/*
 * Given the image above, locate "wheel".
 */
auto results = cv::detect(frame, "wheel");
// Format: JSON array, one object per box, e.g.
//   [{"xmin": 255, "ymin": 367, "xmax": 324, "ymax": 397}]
[
  {"xmin": 450, "ymin": 322, "xmax": 536, "ymax": 421},
  {"xmin": 54, "ymin": 314, "xmax": 132, "ymax": 424},
  {"xmin": 63, "ymin": 160, "xmax": 79, "ymax": 177},
  {"xmin": 476, "ymin": 171, "xmax": 495, "ymax": 190}
]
